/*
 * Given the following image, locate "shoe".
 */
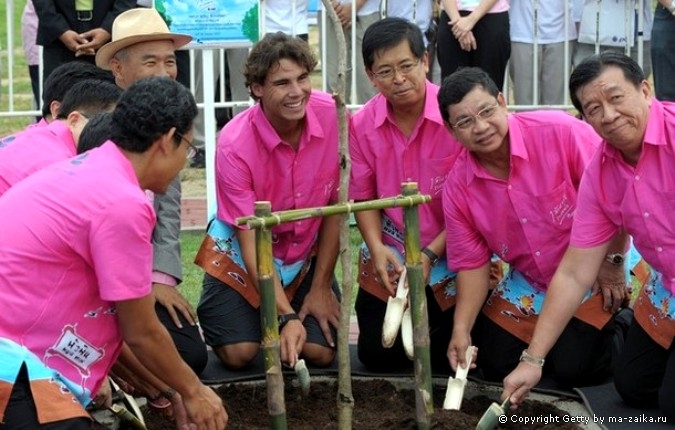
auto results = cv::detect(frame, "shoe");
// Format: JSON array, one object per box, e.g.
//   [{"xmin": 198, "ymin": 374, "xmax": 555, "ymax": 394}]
[{"xmin": 190, "ymin": 148, "xmax": 206, "ymax": 168}]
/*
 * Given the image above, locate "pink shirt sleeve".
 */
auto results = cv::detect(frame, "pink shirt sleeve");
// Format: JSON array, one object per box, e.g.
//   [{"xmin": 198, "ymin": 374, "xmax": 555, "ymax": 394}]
[
  {"xmin": 89, "ymin": 198, "xmax": 155, "ymax": 301},
  {"xmin": 348, "ymin": 118, "xmax": 376, "ymax": 201}
]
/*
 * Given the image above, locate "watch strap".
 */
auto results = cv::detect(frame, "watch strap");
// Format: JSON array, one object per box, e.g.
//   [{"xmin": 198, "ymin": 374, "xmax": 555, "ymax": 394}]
[
  {"xmin": 278, "ymin": 313, "xmax": 300, "ymax": 330},
  {"xmin": 421, "ymin": 247, "xmax": 439, "ymax": 265}
]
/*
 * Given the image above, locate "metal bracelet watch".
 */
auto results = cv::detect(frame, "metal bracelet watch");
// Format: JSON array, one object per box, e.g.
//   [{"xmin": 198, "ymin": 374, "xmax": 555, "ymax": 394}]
[
  {"xmin": 278, "ymin": 313, "xmax": 300, "ymax": 330},
  {"xmin": 420, "ymin": 247, "xmax": 439, "ymax": 265},
  {"xmin": 605, "ymin": 253, "xmax": 625, "ymax": 265},
  {"xmin": 520, "ymin": 349, "xmax": 545, "ymax": 368}
]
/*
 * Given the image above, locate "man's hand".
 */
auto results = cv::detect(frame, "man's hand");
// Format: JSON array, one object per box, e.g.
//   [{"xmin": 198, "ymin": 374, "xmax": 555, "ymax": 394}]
[
  {"xmin": 78, "ymin": 28, "xmax": 111, "ymax": 51},
  {"xmin": 596, "ymin": 262, "xmax": 628, "ymax": 312},
  {"xmin": 298, "ymin": 284, "xmax": 340, "ymax": 347},
  {"xmin": 182, "ymin": 384, "xmax": 228, "ymax": 430},
  {"xmin": 280, "ymin": 320, "xmax": 306, "ymax": 367},
  {"xmin": 333, "ymin": 0, "xmax": 353, "ymax": 28},
  {"xmin": 92, "ymin": 378, "xmax": 113, "ymax": 409},
  {"xmin": 152, "ymin": 283, "xmax": 198, "ymax": 328},
  {"xmin": 447, "ymin": 330, "xmax": 476, "ymax": 372},
  {"xmin": 370, "ymin": 243, "xmax": 404, "ymax": 296},
  {"xmin": 58, "ymin": 30, "xmax": 89, "ymax": 52},
  {"xmin": 502, "ymin": 362, "xmax": 543, "ymax": 409}
]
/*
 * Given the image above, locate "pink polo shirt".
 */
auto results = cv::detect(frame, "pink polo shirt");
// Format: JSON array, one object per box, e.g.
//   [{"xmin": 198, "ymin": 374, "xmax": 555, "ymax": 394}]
[
  {"xmin": 0, "ymin": 142, "xmax": 154, "ymax": 399},
  {"xmin": 572, "ymin": 100, "xmax": 675, "ymax": 293},
  {"xmin": 349, "ymin": 81, "xmax": 463, "ymax": 248},
  {"xmin": 216, "ymin": 91, "xmax": 340, "ymax": 264},
  {"xmin": 0, "ymin": 120, "xmax": 76, "ymax": 196},
  {"xmin": 444, "ymin": 111, "xmax": 600, "ymax": 289}
]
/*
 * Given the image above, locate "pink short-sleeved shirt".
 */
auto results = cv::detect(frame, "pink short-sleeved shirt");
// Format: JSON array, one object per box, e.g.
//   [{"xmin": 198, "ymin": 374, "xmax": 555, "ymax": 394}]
[
  {"xmin": 349, "ymin": 81, "xmax": 463, "ymax": 249},
  {"xmin": 0, "ymin": 142, "xmax": 155, "ymax": 399},
  {"xmin": 0, "ymin": 120, "xmax": 76, "ymax": 196},
  {"xmin": 572, "ymin": 100, "xmax": 675, "ymax": 293},
  {"xmin": 216, "ymin": 91, "xmax": 340, "ymax": 264},
  {"xmin": 444, "ymin": 111, "xmax": 600, "ymax": 288}
]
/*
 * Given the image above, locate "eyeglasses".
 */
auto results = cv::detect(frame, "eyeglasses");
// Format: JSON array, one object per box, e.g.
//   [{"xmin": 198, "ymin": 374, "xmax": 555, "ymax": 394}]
[
  {"xmin": 372, "ymin": 59, "xmax": 421, "ymax": 81},
  {"xmin": 175, "ymin": 132, "xmax": 198, "ymax": 159},
  {"xmin": 451, "ymin": 103, "xmax": 499, "ymax": 130}
]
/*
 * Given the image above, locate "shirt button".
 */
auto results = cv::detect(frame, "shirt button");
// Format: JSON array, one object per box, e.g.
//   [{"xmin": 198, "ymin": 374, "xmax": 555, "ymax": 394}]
[
  {"xmin": 644, "ymin": 212, "xmax": 650, "ymax": 218},
  {"xmin": 535, "ymin": 251, "xmax": 541, "ymax": 256},
  {"xmin": 296, "ymin": 193, "xmax": 302, "ymax": 197},
  {"xmin": 671, "ymin": 278, "xmax": 675, "ymax": 283},
  {"xmin": 507, "ymin": 185, "xmax": 512, "ymax": 190},
  {"xmin": 635, "ymin": 175, "xmax": 640, "ymax": 181},
  {"xmin": 657, "ymin": 247, "xmax": 663, "ymax": 252},
  {"xmin": 521, "ymin": 218, "xmax": 527, "ymax": 224}
]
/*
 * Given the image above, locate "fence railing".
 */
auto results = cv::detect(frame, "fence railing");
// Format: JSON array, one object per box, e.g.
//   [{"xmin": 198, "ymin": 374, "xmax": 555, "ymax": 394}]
[{"xmin": 0, "ymin": 0, "xmax": 653, "ymax": 123}]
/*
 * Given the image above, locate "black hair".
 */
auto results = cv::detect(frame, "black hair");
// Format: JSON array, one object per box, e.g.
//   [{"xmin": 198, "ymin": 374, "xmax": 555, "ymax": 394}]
[
  {"xmin": 77, "ymin": 112, "xmax": 113, "ymax": 154},
  {"xmin": 362, "ymin": 18, "xmax": 426, "ymax": 71},
  {"xmin": 55, "ymin": 79, "xmax": 122, "ymax": 120},
  {"xmin": 569, "ymin": 51, "xmax": 645, "ymax": 114},
  {"xmin": 110, "ymin": 77, "xmax": 197, "ymax": 153},
  {"xmin": 437, "ymin": 67, "xmax": 500, "ymax": 124},
  {"xmin": 42, "ymin": 61, "xmax": 115, "ymax": 118}
]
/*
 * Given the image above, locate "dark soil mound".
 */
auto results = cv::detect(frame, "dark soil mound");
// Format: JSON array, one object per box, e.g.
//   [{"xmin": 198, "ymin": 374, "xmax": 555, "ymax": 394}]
[{"xmin": 143, "ymin": 379, "xmax": 582, "ymax": 429}]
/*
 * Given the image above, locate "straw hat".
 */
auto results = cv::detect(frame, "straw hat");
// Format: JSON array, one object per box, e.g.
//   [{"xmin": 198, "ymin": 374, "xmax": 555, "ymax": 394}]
[{"xmin": 95, "ymin": 8, "xmax": 192, "ymax": 69}]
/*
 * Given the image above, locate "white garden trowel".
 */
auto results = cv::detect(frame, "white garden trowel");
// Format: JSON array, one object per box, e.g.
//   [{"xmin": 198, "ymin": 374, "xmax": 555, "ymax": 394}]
[
  {"xmin": 443, "ymin": 345, "xmax": 476, "ymax": 410},
  {"xmin": 381, "ymin": 267, "xmax": 408, "ymax": 348}
]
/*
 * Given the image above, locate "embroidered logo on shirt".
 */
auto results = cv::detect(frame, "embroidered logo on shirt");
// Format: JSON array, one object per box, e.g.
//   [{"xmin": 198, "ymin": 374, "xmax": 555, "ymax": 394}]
[{"xmin": 549, "ymin": 194, "xmax": 574, "ymax": 226}]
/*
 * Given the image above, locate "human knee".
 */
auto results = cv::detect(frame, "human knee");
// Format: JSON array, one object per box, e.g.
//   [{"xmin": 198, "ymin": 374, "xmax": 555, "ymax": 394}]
[
  {"xmin": 615, "ymin": 371, "xmax": 654, "ymax": 408},
  {"xmin": 181, "ymin": 345, "xmax": 209, "ymax": 375},
  {"xmin": 303, "ymin": 343, "xmax": 335, "ymax": 367},
  {"xmin": 213, "ymin": 343, "xmax": 259, "ymax": 369}
]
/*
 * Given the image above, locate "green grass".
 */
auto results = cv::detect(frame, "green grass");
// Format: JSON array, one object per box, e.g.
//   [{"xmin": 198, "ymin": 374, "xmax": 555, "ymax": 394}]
[
  {"xmin": 179, "ymin": 227, "xmax": 364, "ymax": 310},
  {"xmin": 0, "ymin": 0, "xmax": 35, "ymax": 136}
]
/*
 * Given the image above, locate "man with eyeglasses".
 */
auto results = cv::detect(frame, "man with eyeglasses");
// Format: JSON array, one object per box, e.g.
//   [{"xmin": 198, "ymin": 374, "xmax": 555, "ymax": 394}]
[
  {"xmin": 348, "ymin": 17, "xmax": 465, "ymax": 373},
  {"xmin": 438, "ymin": 67, "xmax": 643, "ymax": 388}
]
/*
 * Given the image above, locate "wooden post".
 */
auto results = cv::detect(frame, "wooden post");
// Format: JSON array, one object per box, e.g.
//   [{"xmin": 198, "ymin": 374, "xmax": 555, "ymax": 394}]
[
  {"xmin": 255, "ymin": 201, "xmax": 287, "ymax": 430},
  {"xmin": 402, "ymin": 183, "xmax": 433, "ymax": 429}
]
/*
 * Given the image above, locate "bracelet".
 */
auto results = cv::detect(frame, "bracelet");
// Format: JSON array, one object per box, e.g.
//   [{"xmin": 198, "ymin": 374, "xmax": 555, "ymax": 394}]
[
  {"xmin": 668, "ymin": 1, "xmax": 675, "ymax": 13},
  {"xmin": 520, "ymin": 349, "xmax": 545, "ymax": 368}
]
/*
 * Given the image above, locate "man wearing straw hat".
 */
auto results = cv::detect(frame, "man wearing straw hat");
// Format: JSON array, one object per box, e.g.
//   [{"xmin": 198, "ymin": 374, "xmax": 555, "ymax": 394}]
[{"xmin": 95, "ymin": 8, "xmax": 209, "ymax": 377}]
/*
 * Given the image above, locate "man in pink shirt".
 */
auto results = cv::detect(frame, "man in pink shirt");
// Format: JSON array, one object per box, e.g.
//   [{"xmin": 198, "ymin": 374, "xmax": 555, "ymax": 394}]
[
  {"xmin": 0, "ymin": 77, "xmax": 227, "ymax": 429},
  {"xmin": 439, "ymin": 67, "xmax": 641, "ymax": 388},
  {"xmin": 0, "ymin": 78, "xmax": 120, "ymax": 196},
  {"xmin": 195, "ymin": 33, "xmax": 341, "ymax": 370},
  {"xmin": 349, "ymin": 18, "xmax": 464, "ymax": 372},
  {"xmin": 502, "ymin": 52, "xmax": 675, "ymax": 421}
]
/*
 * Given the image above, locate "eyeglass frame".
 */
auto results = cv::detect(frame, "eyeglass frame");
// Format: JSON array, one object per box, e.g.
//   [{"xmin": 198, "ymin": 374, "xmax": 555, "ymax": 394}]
[
  {"xmin": 371, "ymin": 58, "xmax": 422, "ymax": 81},
  {"xmin": 450, "ymin": 103, "xmax": 500, "ymax": 130},
  {"xmin": 175, "ymin": 132, "xmax": 198, "ymax": 159}
]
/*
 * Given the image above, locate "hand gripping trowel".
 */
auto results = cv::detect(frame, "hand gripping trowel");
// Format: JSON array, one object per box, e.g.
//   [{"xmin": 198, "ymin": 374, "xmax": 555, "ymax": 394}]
[{"xmin": 443, "ymin": 345, "xmax": 475, "ymax": 410}]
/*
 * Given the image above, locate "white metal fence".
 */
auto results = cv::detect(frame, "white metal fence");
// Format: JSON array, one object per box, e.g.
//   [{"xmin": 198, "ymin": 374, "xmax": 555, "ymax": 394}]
[{"xmin": 0, "ymin": 0, "xmax": 653, "ymax": 122}]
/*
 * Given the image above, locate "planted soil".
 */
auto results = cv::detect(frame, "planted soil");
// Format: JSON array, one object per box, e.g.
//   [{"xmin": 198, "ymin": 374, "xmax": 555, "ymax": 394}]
[{"xmin": 143, "ymin": 379, "xmax": 582, "ymax": 429}]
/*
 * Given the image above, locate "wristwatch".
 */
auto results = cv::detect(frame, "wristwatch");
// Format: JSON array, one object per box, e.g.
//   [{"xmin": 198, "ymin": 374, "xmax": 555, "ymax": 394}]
[
  {"xmin": 278, "ymin": 313, "xmax": 300, "ymax": 330},
  {"xmin": 520, "ymin": 349, "xmax": 545, "ymax": 368},
  {"xmin": 421, "ymin": 247, "xmax": 440, "ymax": 265},
  {"xmin": 605, "ymin": 253, "xmax": 625, "ymax": 265},
  {"xmin": 668, "ymin": 1, "xmax": 675, "ymax": 13}
]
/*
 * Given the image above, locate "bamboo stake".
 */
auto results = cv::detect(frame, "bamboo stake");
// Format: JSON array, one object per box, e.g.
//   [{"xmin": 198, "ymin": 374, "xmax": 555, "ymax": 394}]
[
  {"xmin": 402, "ymin": 183, "xmax": 433, "ymax": 429},
  {"xmin": 237, "ymin": 195, "xmax": 431, "ymax": 228},
  {"xmin": 255, "ymin": 201, "xmax": 287, "ymax": 430},
  {"xmin": 316, "ymin": 0, "xmax": 353, "ymax": 427}
]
